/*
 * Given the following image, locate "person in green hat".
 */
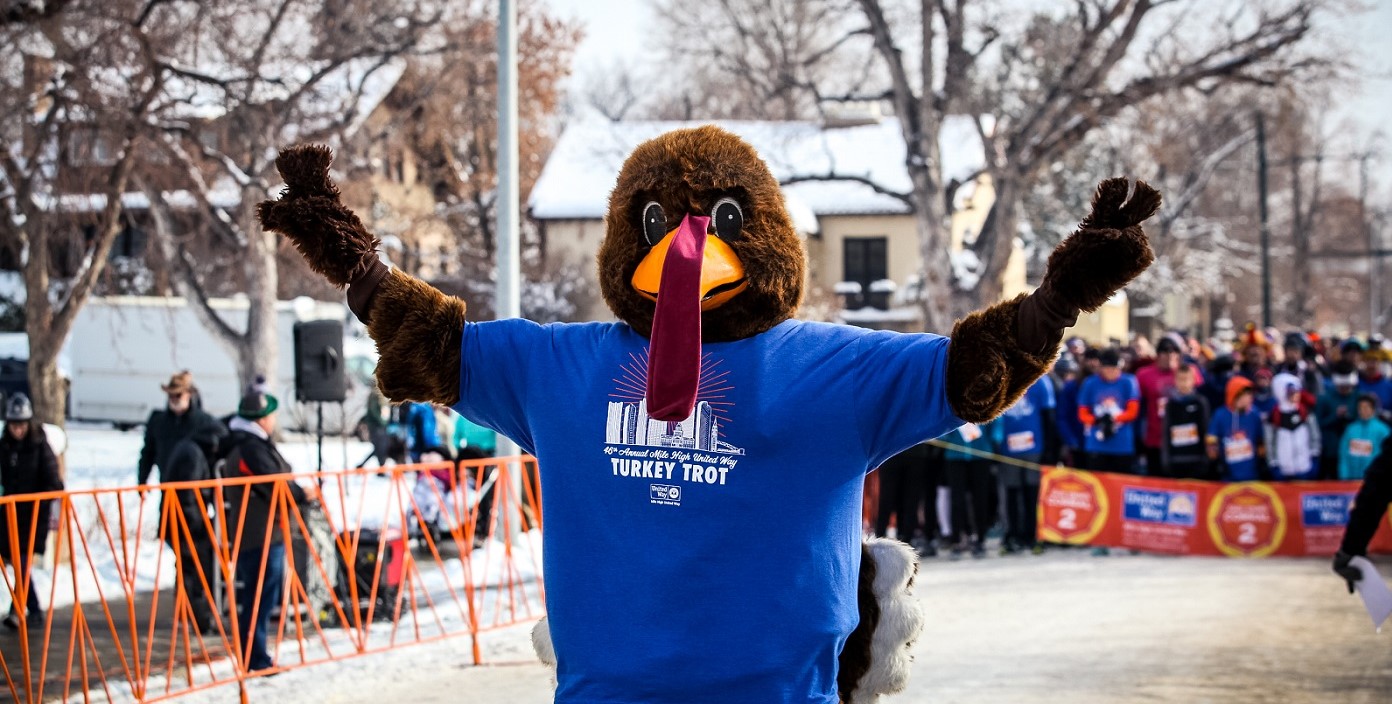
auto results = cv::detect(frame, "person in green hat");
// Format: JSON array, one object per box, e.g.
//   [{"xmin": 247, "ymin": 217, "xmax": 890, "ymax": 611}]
[{"xmin": 219, "ymin": 391, "xmax": 311, "ymax": 673}]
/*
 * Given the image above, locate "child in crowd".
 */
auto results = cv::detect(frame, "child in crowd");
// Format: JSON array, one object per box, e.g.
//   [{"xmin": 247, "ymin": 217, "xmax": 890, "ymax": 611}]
[
  {"xmin": 1207, "ymin": 377, "xmax": 1265, "ymax": 482},
  {"xmin": 1339, "ymin": 393, "xmax": 1390, "ymax": 481},
  {"xmin": 1161, "ymin": 364, "xmax": 1211, "ymax": 479},
  {"xmin": 1266, "ymin": 372, "xmax": 1320, "ymax": 480}
]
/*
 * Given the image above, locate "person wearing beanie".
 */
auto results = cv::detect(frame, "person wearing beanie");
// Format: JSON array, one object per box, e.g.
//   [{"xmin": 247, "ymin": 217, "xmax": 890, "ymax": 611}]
[
  {"xmin": 1077, "ymin": 348, "xmax": 1141, "ymax": 474},
  {"xmin": 1206, "ymin": 377, "xmax": 1265, "ymax": 482},
  {"xmin": 220, "ymin": 391, "xmax": 311, "ymax": 673},
  {"xmin": 0, "ymin": 393, "xmax": 63, "ymax": 630},
  {"xmin": 1238, "ymin": 323, "xmax": 1270, "ymax": 381},
  {"xmin": 1160, "ymin": 364, "xmax": 1211, "ymax": 479},
  {"xmin": 1317, "ymin": 362, "xmax": 1362, "ymax": 480}
]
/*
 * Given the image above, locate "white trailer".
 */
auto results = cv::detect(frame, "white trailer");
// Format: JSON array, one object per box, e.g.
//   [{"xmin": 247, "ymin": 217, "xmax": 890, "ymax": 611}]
[{"xmin": 67, "ymin": 295, "xmax": 376, "ymax": 434}]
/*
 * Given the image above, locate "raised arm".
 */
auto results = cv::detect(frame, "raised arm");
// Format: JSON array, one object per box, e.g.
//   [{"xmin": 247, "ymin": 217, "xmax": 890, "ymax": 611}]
[
  {"xmin": 946, "ymin": 178, "xmax": 1159, "ymax": 422},
  {"xmin": 257, "ymin": 145, "xmax": 465, "ymax": 405}
]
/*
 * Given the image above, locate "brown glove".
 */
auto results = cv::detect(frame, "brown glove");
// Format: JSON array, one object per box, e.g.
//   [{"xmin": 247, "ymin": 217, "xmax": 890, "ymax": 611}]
[
  {"xmin": 256, "ymin": 145, "xmax": 390, "ymax": 322},
  {"xmin": 1017, "ymin": 177, "xmax": 1160, "ymax": 355}
]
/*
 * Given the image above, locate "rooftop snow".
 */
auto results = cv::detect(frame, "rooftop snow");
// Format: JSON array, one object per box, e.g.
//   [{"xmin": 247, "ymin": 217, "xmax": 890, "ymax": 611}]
[{"xmin": 529, "ymin": 113, "xmax": 986, "ymax": 220}]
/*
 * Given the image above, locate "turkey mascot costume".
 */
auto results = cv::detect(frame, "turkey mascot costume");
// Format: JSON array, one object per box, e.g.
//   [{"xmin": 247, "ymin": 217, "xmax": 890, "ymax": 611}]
[{"xmin": 259, "ymin": 128, "xmax": 1158, "ymax": 703}]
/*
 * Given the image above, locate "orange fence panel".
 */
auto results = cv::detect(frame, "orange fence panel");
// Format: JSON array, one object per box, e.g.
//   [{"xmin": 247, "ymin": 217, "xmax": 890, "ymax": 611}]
[{"xmin": 0, "ymin": 456, "xmax": 546, "ymax": 703}]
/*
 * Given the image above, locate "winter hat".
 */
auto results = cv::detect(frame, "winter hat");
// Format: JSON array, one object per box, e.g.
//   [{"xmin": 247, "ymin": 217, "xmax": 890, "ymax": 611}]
[
  {"xmin": 1098, "ymin": 348, "xmax": 1121, "ymax": 368},
  {"xmin": 1225, "ymin": 376, "xmax": 1254, "ymax": 409},
  {"xmin": 161, "ymin": 370, "xmax": 195, "ymax": 395},
  {"xmin": 1341, "ymin": 338, "xmax": 1365, "ymax": 355},
  {"xmin": 1283, "ymin": 331, "xmax": 1309, "ymax": 353},
  {"xmin": 1155, "ymin": 336, "xmax": 1182, "ymax": 355},
  {"xmin": 1272, "ymin": 372, "xmax": 1303, "ymax": 412},
  {"xmin": 1240, "ymin": 323, "xmax": 1269, "ymax": 350},
  {"xmin": 237, "ymin": 392, "xmax": 279, "ymax": 420},
  {"xmin": 4, "ymin": 393, "xmax": 33, "ymax": 422}
]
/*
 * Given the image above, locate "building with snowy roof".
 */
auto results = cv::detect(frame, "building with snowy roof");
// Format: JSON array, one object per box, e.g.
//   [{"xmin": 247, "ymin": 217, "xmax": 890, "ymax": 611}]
[{"xmin": 528, "ymin": 112, "xmax": 1028, "ymax": 329}]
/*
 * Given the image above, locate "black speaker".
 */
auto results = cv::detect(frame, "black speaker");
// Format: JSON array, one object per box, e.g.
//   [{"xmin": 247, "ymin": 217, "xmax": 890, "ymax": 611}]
[{"xmin": 293, "ymin": 320, "xmax": 346, "ymax": 403}]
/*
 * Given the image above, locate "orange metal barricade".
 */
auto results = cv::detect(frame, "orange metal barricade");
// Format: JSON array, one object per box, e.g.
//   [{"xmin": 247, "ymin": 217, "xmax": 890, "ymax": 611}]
[{"xmin": 0, "ymin": 456, "xmax": 546, "ymax": 703}]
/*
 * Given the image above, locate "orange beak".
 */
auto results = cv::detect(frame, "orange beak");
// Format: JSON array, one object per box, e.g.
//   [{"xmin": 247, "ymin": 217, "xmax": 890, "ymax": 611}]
[{"xmin": 632, "ymin": 227, "xmax": 748, "ymax": 311}]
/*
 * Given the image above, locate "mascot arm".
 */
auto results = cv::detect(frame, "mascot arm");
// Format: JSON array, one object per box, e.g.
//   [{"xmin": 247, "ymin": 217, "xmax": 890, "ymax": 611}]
[
  {"xmin": 257, "ymin": 145, "xmax": 465, "ymax": 406},
  {"xmin": 945, "ymin": 178, "xmax": 1159, "ymax": 423}
]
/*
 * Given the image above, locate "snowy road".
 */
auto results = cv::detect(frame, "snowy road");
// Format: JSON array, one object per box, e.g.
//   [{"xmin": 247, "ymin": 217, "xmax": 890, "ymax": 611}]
[{"xmin": 170, "ymin": 549, "xmax": 1392, "ymax": 704}]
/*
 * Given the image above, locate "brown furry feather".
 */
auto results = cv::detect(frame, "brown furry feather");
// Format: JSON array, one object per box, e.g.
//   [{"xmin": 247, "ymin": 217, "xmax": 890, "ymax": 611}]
[
  {"xmin": 257, "ymin": 145, "xmax": 380, "ymax": 287},
  {"xmin": 597, "ymin": 126, "xmax": 806, "ymax": 342},
  {"xmin": 1040, "ymin": 178, "xmax": 1159, "ymax": 313},
  {"xmin": 838, "ymin": 542, "xmax": 879, "ymax": 704},
  {"xmin": 365, "ymin": 270, "xmax": 467, "ymax": 405},
  {"xmin": 947, "ymin": 294, "xmax": 1058, "ymax": 423}
]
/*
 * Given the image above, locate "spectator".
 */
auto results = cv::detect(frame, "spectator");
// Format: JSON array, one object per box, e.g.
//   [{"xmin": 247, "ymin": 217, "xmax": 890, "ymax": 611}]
[
  {"xmin": 0, "ymin": 394, "xmax": 63, "ymax": 630},
  {"xmin": 1238, "ymin": 325, "xmax": 1271, "ymax": 381},
  {"xmin": 355, "ymin": 387, "xmax": 392, "ymax": 469},
  {"xmin": 1339, "ymin": 338, "xmax": 1365, "ymax": 371},
  {"xmin": 1077, "ymin": 348, "xmax": 1141, "ymax": 474},
  {"xmin": 1251, "ymin": 368, "xmax": 1276, "ymax": 416},
  {"xmin": 1281, "ymin": 332, "xmax": 1324, "ymax": 397},
  {"xmin": 138, "ymin": 371, "xmax": 228, "ymax": 487},
  {"xmin": 1207, "ymin": 377, "xmax": 1265, "ymax": 482},
  {"xmin": 1357, "ymin": 351, "xmax": 1392, "ymax": 413},
  {"xmin": 1055, "ymin": 358, "xmax": 1086, "ymax": 467},
  {"xmin": 1317, "ymin": 362, "xmax": 1361, "ymax": 480},
  {"xmin": 404, "ymin": 401, "xmax": 441, "ymax": 463},
  {"xmin": 1339, "ymin": 394, "xmax": 1390, "ymax": 481},
  {"xmin": 221, "ymin": 392, "xmax": 311, "ymax": 673},
  {"xmin": 1266, "ymin": 373, "xmax": 1320, "ymax": 481},
  {"xmin": 942, "ymin": 422, "xmax": 997, "ymax": 559},
  {"xmin": 1199, "ymin": 354, "xmax": 1236, "ymax": 420},
  {"xmin": 136, "ymin": 371, "xmax": 226, "ymax": 631},
  {"xmin": 1161, "ymin": 364, "xmax": 1211, "ymax": 479},
  {"xmin": 1137, "ymin": 336, "xmax": 1198, "ymax": 474},
  {"xmin": 994, "ymin": 377, "xmax": 1056, "ymax": 555},
  {"xmin": 874, "ymin": 444, "xmax": 930, "ymax": 548}
]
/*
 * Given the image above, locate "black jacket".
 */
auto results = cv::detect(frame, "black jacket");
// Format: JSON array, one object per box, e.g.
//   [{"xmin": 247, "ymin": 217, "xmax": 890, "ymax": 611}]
[
  {"xmin": 0, "ymin": 424, "xmax": 64, "ymax": 558},
  {"xmin": 138, "ymin": 396, "xmax": 227, "ymax": 486},
  {"xmin": 220, "ymin": 427, "xmax": 306, "ymax": 554},
  {"xmin": 1342, "ymin": 433, "xmax": 1392, "ymax": 555},
  {"xmin": 1162, "ymin": 393, "xmax": 1211, "ymax": 473}
]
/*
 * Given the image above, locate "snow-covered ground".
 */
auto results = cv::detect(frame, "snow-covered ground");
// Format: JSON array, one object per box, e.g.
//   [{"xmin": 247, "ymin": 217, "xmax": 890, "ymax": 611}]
[{"xmin": 170, "ymin": 550, "xmax": 1392, "ymax": 704}]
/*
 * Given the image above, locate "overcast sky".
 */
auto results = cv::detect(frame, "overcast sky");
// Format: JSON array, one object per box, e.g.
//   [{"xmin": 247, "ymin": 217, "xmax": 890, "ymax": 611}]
[{"xmin": 539, "ymin": 0, "xmax": 1392, "ymax": 195}]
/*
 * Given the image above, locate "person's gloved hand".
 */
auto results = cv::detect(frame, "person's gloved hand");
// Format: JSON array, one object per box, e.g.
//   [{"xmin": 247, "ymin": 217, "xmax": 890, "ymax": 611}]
[{"xmin": 1333, "ymin": 550, "xmax": 1364, "ymax": 594}]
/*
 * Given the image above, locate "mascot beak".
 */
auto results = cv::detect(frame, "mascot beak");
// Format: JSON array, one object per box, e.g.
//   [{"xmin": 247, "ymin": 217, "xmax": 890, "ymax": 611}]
[
  {"xmin": 632, "ymin": 222, "xmax": 747, "ymax": 311},
  {"xmin": 640, "ymin": 213, "xmax": 734, "ymax": 421}
]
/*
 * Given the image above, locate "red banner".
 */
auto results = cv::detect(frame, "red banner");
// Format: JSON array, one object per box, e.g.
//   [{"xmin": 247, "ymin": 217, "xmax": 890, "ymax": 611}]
[{"xmin": 1037, "ymin": 467, "xmax": 1392, "ymax": 557}]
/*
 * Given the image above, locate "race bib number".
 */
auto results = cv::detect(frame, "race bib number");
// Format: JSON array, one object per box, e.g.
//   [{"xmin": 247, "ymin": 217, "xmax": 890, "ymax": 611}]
[
  {"xmin": 1169, "ymin": 423, "xmax": 1200, "ymax": 447},
  {"xmin": 1350, "ymin": 439, "xmax": 1375, "ymax": 458},
  {"xmin": 1224, "ymin": 433, "xmax": 1255, "ymax": 464},
  {"xmin": 1007, "ymin": 431, "xmax": 1037, "ymax": 453},
  {"xmin": 960, "ymin": 423, "xmax": 983, "ymax": 442}
]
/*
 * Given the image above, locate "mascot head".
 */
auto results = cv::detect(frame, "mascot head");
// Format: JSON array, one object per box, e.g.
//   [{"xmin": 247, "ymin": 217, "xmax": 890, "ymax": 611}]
[{"xmin": 597, "ymin": 126, "xmax": 806, "ymax": 420}]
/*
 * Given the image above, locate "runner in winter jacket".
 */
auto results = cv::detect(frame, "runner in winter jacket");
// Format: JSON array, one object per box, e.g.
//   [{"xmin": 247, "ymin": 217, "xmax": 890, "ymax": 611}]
[
  {"xmin": 0, "ymin": 394, "xmax": 63, "ymax": 630},
  {"xmin": 1339, "ymin": 394, "xmax": 1390, "ymax": 481},
  {"xmin": 1206, "ymin": 377, "xmax": 1265, "ymax": 482}
]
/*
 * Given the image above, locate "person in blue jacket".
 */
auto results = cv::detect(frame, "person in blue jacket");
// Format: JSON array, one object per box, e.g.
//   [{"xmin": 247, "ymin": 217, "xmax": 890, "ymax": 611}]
[
  {"xmin": 1339, "ymin": 394, "xmax": 1391, "ymax": 481},
  {"xmin": 1206, "ymin": 377, "xmax": 1265, "ymax": 481},
  {"xmin": 1055, "ymin": 357, "xmax": 1086, "ymax": 467},
  {"xmin": 1077, "ymin": 349, "xmax": 1141, "ymax": 474},
  {"xmin": 994, "ymin": 377, "xmax": 1057, "ymax": 554},
  {"xmin": 404, "ymin": 401, "xmax": 440, "ymax": 462}
]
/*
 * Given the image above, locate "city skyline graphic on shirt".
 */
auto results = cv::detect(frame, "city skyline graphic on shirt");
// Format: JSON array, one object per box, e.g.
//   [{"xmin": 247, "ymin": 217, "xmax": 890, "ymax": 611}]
[{"xmin": 605, "ymin": 351, "xmax": 745, "ymax": 455}]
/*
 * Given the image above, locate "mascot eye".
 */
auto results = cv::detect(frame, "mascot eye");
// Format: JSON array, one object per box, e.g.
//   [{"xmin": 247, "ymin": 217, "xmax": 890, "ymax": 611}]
[
  {"xmin": 641, "ymin": 202, "xmax": 666, "ymax": 246},
  {"xmin": 712, "ymin": 197, "xmax": 743, "ymax": 241}
]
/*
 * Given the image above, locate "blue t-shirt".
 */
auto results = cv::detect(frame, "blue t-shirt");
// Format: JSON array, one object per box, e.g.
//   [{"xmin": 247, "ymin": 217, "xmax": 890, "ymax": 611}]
[
  {"xmin": 1077, "ymin": 374, "xmax": 1140, "ymax": 456},
  {"xmin": 452, "ymin": 318, "xmax": 962, "ymax": 704},
  {"xmin": 997, "ymin": 377, "xmax": 1057, "ymax": 458},
  {"xmin": 1207, "ymin": 407, "xmax": 1264, "ymax": 481},
  {"xmin": 1057, "ymin": 378, "xmax": 1086, "ymax": 449}
]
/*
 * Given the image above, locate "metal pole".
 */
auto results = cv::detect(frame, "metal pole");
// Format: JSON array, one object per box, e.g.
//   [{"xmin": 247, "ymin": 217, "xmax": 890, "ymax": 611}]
[
  {"xmin": 1255, "ymin": 112, "xmax": 1272, "ymax": 329},
  {"xmin": 495, "ymin": 0, "xmax": 522, "ymax": 539}
]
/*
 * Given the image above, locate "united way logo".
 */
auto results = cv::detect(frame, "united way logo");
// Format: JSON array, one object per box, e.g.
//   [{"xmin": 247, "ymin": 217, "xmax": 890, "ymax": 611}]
[
  {"xmin": 1301, "ymin": 493, "xmax": 1353, "ymax": 527},
  {"xmin": 650, "ymin": 484, "xmax": 681, "ymax": 506},
  {"xmin": 1123, "ymin": 487, "xmax": 1198, "ymax": 527}
]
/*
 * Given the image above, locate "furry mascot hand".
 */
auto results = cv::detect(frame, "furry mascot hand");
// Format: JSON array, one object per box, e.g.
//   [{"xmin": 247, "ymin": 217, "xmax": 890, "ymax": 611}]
[
  {"xmin": 258, "ymin": 145, "xmax": 466, "ymax": 404},
  {"xmin": 947, "ymin": 178, "xmax": 1159, "ymax": 422}
]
